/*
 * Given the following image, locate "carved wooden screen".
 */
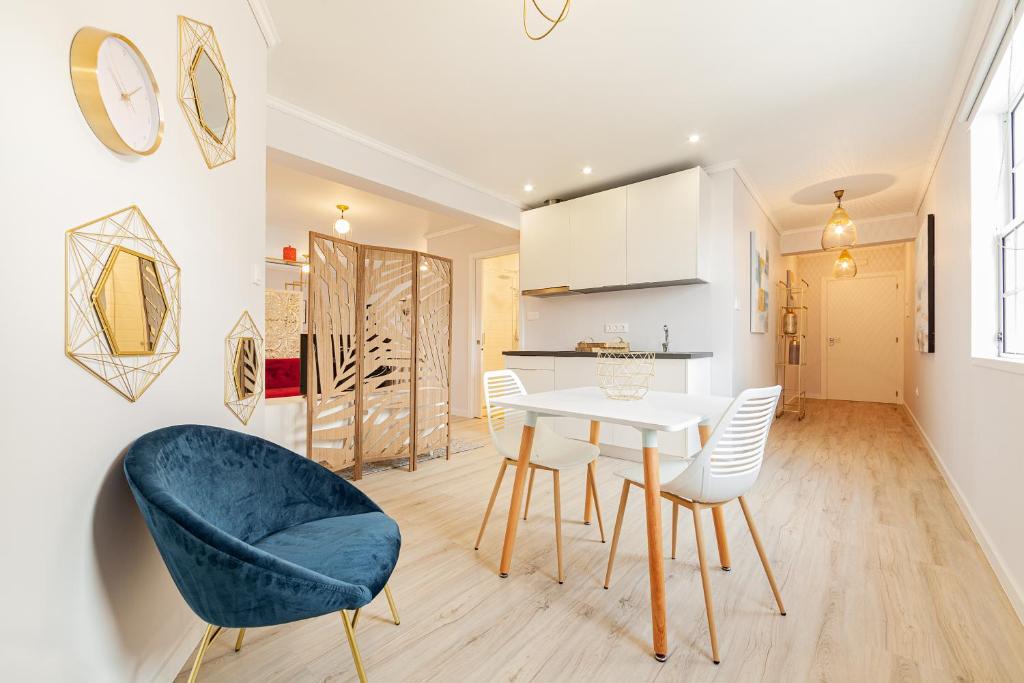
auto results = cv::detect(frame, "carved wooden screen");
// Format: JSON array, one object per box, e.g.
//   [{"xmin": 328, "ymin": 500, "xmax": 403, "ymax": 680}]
[
  {"xmin": 306, "ymin": 233, "xmax": 361, "ymax": 471},
  {"xmin": 414, "ymin": 253, "xmax": 453, "ymax": 465},
  {"xmin": 360, "ymin": 247, "xmax": 415, "ymax": 466}
]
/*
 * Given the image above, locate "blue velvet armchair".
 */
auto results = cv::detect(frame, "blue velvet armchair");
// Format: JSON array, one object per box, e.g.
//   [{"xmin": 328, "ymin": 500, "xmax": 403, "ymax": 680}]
[{"xmin": 123, "ymin": 424, "xmax": 401, "ymax": 682}]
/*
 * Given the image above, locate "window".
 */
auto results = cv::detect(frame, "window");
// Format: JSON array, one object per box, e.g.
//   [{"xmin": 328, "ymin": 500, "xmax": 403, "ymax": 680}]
[{"xmin": 1004, "ymin": 98, "xmax": 1024, "ymax": 354}]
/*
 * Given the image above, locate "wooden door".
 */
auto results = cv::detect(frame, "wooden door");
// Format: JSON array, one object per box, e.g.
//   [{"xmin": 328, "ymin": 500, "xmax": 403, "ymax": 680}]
[{"xmin": 825, "ymin": 274, "xmax": 903, "ymax": 403}]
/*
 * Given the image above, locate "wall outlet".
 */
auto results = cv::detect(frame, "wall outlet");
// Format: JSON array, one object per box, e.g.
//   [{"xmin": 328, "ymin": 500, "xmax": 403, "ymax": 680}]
[
  {"xmin": 252, "ymin": 263, "xmax": 263, "ymax": 285},
  {"xmin": 604, "ymin": 323, "xmax": 629, "ymax": 333},
  {"xmin": 526, "ymin": 311, "xmax": 540, "ymax": 321}
]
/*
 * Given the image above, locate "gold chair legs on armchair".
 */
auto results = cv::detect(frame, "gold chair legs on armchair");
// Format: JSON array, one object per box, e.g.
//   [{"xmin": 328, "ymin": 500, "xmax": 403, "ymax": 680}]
[{"xmin": 185, "ymin": 583, "xmax": 401, "ymax": 683}]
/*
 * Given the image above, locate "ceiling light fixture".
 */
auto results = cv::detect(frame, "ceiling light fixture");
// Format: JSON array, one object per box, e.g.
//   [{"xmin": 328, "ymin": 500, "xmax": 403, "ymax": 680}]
[
  {"xmin": 581, "ymin": 166, "xmax": 592, "ymax": 175},
  {"xmin": 688, "ymin": 133, "xmax": 701, "ymax": 143},
  {"xmin": 334, "ymin": 204, "xmax": 351, "ymax": 235},
  {"xmin": 820, "ymin": 189, "xmax": 857, "ymax": 251},
  {"xmin": 523, "ymin": 183, "xmax": 534, "ymax": 192},
  {"xmin": 523, "ymin": 0, "xmax": 571, "ymax": 41},
  {"xmin": 832, "ymin": 249, "xmax": 857, "ymax": 278}
]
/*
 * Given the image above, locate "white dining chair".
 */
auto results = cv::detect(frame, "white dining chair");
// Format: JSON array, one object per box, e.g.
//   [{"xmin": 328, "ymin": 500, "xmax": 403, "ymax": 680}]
[
  {"xmin": 474, "ymin": 370, "xmax": 605, "ymax": 583},
  {"xmin": 603, "ymin": 385, "xmax": 786, "ymax": 664}
]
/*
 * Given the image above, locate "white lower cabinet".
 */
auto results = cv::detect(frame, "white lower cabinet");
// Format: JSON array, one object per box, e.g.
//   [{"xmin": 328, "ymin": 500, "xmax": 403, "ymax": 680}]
[{"xmin": 503, "ymin": 355, "xmax": 712, "ymax": 459}]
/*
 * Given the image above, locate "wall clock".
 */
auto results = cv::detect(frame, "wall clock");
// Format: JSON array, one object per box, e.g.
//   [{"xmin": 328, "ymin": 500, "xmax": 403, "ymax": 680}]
[{"xmin": 70, "ymin": 27, "xmax": 164, "ymax": 156}]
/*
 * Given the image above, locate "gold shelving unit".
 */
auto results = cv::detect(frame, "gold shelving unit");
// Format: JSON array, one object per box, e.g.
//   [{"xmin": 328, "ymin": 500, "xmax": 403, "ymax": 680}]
[{"xmin": 775, "ymin": 277, "xmax": 808, "ymax": 420}]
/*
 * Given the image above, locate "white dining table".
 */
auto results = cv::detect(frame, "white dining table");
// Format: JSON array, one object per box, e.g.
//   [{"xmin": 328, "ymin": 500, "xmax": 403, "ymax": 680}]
[{"xmin": 489, "ymin": 385, "xmax": 735, "ymax": 662}]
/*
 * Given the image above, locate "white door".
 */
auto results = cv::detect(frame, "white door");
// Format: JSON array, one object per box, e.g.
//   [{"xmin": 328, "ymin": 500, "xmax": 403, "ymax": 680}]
[{"xmin": 825, "ymin": 274, "xmax": 903, "ymax": 403}]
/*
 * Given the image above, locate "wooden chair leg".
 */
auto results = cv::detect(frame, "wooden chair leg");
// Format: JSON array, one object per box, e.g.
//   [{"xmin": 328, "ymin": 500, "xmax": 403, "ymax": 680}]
[
  {"xmin": 553, "ymin": 470, "xmax": 564, "ymax": 583},
  {"xmin": 604, "ymin": 480, "xmax": 631, "ymax": 589},
  {"xmin": 475, "ymin": 460, "xmax": 508, "ymax": 550},
  {"xmin": 738, "ymin": 496, "xmax": 786, "ymax": 615},
  {"xmin": 692, "ymin": 504, "xmax": 721, "ymax": 664},
  {"xmin": 712, "ymin": 505, "xmax": 732, "ymax": 571},
  {"xmin": 523, "ymin": 466, "xmax": 537, "ymax": 520},
  {"xmin": 584, "ymin": 421, "xmax": 600, "ymax": 523},
  {"xmin": 671, "ymin": 502, "xmax": 679, "ymax": 560},
  {"xmin": 587, "ymin": 465, "xmax": 606, "ymax": 542}
]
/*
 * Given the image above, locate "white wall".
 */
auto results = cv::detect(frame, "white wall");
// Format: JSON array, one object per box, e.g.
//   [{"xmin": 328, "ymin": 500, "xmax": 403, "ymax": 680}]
[
  {"xmin": 520, "ymin": 169, "xmax": 780, "ymax": 396},
  {"xmin": 426, "ymin": 228, "xmax": 521, "ymax": 417},
  {"xmin": 903, "ymin": 115, "xmax": 1024, "ymax": 621},
  {"xmin": 0, "ymin": 2, "xmax": 267, "ymax": 680}
]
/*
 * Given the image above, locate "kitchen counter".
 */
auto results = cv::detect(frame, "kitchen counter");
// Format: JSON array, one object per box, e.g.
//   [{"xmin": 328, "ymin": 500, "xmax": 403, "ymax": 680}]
[{"xmin": 503, "ymin": 350, "xmax": 712, "ymax": 359}]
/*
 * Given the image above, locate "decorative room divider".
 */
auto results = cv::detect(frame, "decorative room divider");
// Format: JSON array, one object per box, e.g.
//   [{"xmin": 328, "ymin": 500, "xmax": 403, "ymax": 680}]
[{"xmin": 306, "ymin": 232, "xmax": 453, "ymax": 478}]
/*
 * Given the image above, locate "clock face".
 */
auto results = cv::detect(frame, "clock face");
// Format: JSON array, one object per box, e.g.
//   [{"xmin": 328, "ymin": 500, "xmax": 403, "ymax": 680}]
[{"xmin": 95, "ymin": 36, "xmax": 161, "ymax": 153}]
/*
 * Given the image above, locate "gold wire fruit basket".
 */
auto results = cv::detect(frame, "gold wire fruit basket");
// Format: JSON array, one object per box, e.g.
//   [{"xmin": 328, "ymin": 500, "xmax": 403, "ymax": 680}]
[{"xmin": 596, "ymin": 350, "xmax": 655, "ymax": 400}]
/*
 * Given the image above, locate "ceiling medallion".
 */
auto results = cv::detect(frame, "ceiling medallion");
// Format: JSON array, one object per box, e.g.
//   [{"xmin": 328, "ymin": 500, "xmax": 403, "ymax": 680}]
[{"xmin": 523, "ymin": 0, "xmax": 571, "ymax": 41}]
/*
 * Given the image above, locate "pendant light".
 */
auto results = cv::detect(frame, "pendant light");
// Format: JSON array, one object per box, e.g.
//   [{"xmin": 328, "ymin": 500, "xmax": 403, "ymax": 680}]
[
  {"xmin": 334, "ymin": 204, "xmax": 351, "ymax": 235},
  {"xmin": 821, "ymin": 189, "xmax": 857, "ymax": 251},
  {"xmin": 832, "ymin": 249, "xmax": 858, "ymax": 278},
  {"xmin": 523, "ymin": 0, "xmax": 571, "ymax": 40}
]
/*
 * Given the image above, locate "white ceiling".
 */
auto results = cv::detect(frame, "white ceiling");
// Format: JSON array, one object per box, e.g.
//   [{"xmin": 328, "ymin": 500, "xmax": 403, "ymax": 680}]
[
  {"xmin": 267, "ymin": 157, "xmax": 469, "ymax": 251},
  {"xmin": 266, "ymin": 0, "xmax": 989, "ymax": 231}
]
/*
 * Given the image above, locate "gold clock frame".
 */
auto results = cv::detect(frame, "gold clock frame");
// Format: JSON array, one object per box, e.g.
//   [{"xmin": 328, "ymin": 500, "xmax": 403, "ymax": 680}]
[
  {"xmin": 177, "ymin": 16, "xmax": 237, "ymax": 169},
  {"xmin": 69, "ymin": 27, "xmax": 165, "ymax": 156},
  {"xmin": 66, "ymin": 206, "xmax": 181, "ymax": 402},
  {"xmin": 225, "ymin": 311, "xmax": 263, "ymax": 425}
]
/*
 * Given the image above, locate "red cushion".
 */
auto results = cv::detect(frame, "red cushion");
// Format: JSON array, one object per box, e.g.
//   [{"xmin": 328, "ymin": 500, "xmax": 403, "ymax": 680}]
[{"xmin": 266, "ymin": 358, "xmax": 301, "ymax": 397}]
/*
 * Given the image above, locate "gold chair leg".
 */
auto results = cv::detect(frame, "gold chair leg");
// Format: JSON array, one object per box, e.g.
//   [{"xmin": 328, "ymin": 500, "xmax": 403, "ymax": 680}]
[
  {"xmin": 234, "ymin": 628, "xmax": 246, "ymax": 653},
  {"xmin": 351, "ymin": 608, "xmax": 361, "ymax": 629},
  {"xmin": 604, "ymin": 480, "xmax": 631, "ymax": 589},
  {"xmin": 523, "ymin": 466, "xmax": 537, "ymax": 520},
  {"xmin": 553, "ymin": 470, "xmax": 564, "ymax": 584},
  {"xmin": 671, "ymin": 502, "xmax": 679, "ymax": 560},
  {"xmin": 587, "ymin": 465, "xmax": 606, "ymax": 542},
  {"xmin": 738, "ymin": 496, "xmax": 787, "ymax": 615},
  {"xmin": 384, "ymin": 584, "xmax": 401, "ymax": 625},
  {"xmin": 475, "ymin": 460, "xmax": 508, "ymax": 550},
  {"xmin": 693, "ymin": 504, "xmax": 721, "ymax": 664},
  {"xmin": 340, "ymin": 610, "xmax": 368, "ymax": 683},
  {"xmin": 187, "ymin": 624, "xmax": 222, "ymax": 683}
]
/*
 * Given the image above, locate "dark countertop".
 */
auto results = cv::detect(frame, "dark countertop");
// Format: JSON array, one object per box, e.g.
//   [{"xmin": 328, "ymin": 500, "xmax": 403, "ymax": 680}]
[{"xmin": 503, "ymin": 350, "xmax": 713, "ymax": 359}]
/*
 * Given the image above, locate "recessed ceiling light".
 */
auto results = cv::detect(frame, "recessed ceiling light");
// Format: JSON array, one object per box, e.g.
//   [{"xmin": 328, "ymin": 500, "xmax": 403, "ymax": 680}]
[
  {"xmin": 582, "ymin": 166, "xmax": 593, "ymax": 175},
  {"xmin": 523, "ymin": 183, "xmax": 534, "ymax": 192},
  {"xmin": 688, "ymin": 133, "xmax": 701, "ymax": 143}
]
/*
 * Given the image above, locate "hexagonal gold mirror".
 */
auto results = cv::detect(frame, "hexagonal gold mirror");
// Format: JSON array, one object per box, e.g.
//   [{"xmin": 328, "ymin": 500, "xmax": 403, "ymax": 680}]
[
  {"xmin": 189, "ymin": 48, "xmax": 230, "ymax": 143},
  {"xmin": 92, "ymin": 247, "xmax": 168, "ymax": 356},
  {"xmin": 234, "ymin": 337, "xmax": 258, "ymax": 399}
]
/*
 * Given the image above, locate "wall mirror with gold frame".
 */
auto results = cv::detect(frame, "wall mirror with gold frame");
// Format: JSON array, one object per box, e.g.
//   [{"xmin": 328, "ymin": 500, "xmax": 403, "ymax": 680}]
[
  {"xmin": 177, "ymin": 16, "xmax": 236, "ymax": 168},
  {"xmin": 225, "ymin": 311, "xmax": 263, "ymax": 424},
  {"xmin": 66, "ymin": 206, "xmax": 181, "ymax": 402}
]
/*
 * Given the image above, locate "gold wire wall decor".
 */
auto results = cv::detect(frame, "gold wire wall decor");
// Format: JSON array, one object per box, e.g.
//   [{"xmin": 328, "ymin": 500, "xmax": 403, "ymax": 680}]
[
  {"xmin": 225, "ymin": 311, "xmax": 264, "ymax": 425},
  {"xmin": 523, "ymin": 0, "xmax": 572, "ymax": 40},
  {"xmin": 177, "ymin": 16, "xmax": 236, "ymax": 169},
  {"xmin": 596, "ymin": 350, "xmax": 655, "ymax": 401},
  {"xmin": 66, "ymin": 206, "xmax": 181, "ymax": 402}
]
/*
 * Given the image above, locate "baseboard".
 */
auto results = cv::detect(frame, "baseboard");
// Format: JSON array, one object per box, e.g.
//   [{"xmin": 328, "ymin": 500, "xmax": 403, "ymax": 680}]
[
  {"xmin": 452, "ymin": 407, "xmax": 474, "ymax": 419},
  {"xmin": 150, "ymin": 621, "xmax": 204, "ymax": 682},
  {"xmin": 902, "ymin": 404, "xmax": 1024, "ymax": 625}
]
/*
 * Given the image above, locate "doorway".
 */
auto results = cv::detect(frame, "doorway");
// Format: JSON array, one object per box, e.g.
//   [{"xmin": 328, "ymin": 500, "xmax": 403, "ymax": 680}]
[
  {"xmin": 476, "ymin": 252, "xmax": 520, "ymax": 414},
  {"xmin": 823, "ymin": 272, "xmax": 904, "ymax": 403}
]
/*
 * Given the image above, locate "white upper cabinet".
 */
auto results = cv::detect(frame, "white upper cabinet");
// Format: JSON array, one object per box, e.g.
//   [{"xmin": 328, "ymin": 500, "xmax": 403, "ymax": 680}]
[
  {"xmin": 568, "ymin": 187, "xmax": 627, "ymax": 290},
  {"xmin": 519, "ymin": 167, "xmax": 711, "ymax": 295},
  {"xmin": 626, "ymin": 167, "xmax": 711, "ymax": 285},
  {"xmin": 520, "ymin": 201, "xmax": 571, "ymax": 292}
]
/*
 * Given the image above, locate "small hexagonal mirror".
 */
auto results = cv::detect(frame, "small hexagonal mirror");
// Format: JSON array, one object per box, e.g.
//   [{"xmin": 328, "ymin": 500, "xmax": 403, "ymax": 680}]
[
  {"xmin": 190, "ymin": 48, "xmax": 230, "ymax": 142},
  {"xmin": 92, "ymin": 247, "xmax": 168, "ymax": 356},
  {"xmin": 234, "ymin": 337, "xmax": 258, "ymax": 399}
]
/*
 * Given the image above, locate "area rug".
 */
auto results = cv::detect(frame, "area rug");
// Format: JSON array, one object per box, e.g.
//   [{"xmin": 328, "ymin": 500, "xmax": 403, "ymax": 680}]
[{"xmin": 340, "ymin": 436, "xmax": 488, "ymax": 479}]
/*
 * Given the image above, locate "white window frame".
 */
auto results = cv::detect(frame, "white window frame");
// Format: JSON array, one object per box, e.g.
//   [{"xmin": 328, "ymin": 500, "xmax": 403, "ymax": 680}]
[{"xmin": 1002, "ymin": 89, "xmax": 1024, "ymax": 356}]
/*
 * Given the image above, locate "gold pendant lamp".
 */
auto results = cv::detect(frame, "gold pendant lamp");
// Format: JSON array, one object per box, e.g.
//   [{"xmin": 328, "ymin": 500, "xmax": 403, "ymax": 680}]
[
  {"xmin": 821, "ymin": 189, "xmax": 857, "ymax": 251},
  {"xmin": 832, "ymin": 249, "xmax": 858, "ymax": 278},
  {"xmin": 523, "ymin": 0, "xmax": 571, "ymax": 40}
]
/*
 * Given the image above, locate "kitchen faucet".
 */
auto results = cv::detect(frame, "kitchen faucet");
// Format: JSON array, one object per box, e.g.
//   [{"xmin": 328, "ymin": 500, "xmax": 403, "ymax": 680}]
[{"xmin": 662, "ymin": 324, "xmax": 669, "ymax": 352}]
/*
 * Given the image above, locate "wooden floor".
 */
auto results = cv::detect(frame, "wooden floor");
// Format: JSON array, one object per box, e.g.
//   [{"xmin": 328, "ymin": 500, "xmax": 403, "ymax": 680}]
[{"xmin": 177, "ymin": 400, "xmax": 1024, "ymax": 682}]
